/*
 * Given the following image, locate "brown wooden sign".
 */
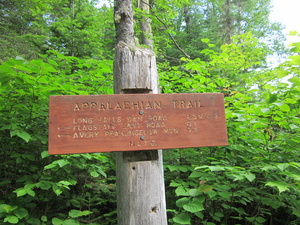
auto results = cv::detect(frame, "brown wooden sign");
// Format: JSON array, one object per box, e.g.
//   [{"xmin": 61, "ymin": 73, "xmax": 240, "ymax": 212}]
[{"xmin": 48, "ymin": 93, "xmax": 228, "ymax": 154}]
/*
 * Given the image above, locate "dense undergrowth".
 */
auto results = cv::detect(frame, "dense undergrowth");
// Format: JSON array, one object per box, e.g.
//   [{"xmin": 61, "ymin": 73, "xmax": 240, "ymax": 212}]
[{"xmin": 1, "ymin": 34, "xmax": 300, "ymax": 224}]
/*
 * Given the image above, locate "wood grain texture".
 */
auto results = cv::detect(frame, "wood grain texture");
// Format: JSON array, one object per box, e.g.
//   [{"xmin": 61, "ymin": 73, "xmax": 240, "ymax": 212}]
[
  {"xmin": 116, "ymin": 151, "xmax": 167, "ymax": 225},
  {"xmin": 114, "ymin": 0, "xmax": 167, "ymax": 223},
  {"xmin": 48, "ymin": 93, "xmax": 228, "ymax": 154},
  {"xmin": 114, "ymin": 20, "xmax": 167, "ymax": 224},
  {"xmin": 113, "ymin": 41, "xmax": 158, "ymax": 94}
]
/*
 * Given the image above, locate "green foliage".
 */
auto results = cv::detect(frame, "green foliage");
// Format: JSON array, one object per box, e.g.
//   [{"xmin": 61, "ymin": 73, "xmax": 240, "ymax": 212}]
[
  {"xmin": 0, "ymin": 53, "xmax": 115, "ymax": 224},
  {"xmin": 0, "ymin": 0, "xmax": 115, "ymax": 62},
  {"xmin": 1, "ymin": 1, "xmax": 299, "ymax": 224},
  {"xmin": 160, "ymin": 33, "xmax": 267, "ymax": 94},
  {"xmin": 151, "ymin": 0, "xmax": 286, "ymax": 62},
  {"xmin": 163, "ymin": 36, "xmax": 300, "ymax": 224}
]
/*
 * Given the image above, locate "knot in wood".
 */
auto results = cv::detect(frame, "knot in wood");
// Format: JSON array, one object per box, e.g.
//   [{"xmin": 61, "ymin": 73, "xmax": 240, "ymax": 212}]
[{"xmin": 149, "ymin": 205, "xmax": 159, "ymax": 213}]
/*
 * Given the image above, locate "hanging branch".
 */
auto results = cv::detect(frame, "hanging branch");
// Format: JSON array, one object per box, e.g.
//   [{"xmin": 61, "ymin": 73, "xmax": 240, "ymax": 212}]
[
  {"xmin": 141, "ymin": 0, "xmax": 190, "ymax": 59},
  {"xmin": 154, "ymin": 15, "xmax": 190, "ymax": 59}
]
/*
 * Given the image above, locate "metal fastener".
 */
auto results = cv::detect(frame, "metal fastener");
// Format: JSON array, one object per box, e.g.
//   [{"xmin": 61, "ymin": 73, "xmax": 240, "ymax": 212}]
[{"xmin": 140, "ymin": 136, "xmax": 145, "ymax": 141}]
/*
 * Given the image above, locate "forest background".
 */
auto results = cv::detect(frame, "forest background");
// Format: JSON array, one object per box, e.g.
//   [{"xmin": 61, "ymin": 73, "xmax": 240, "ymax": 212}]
[{"xmin": 0, "ymin": 0, "xmax": 300, "ymax": 224}]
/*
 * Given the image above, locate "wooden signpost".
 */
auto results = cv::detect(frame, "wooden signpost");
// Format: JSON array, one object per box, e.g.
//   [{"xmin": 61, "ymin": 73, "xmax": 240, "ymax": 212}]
[
  {"xmin": 49, "ymin": 93, "xmax": 227, "ymax": 155},
  {"xmin": 48, "ymin": 0, "xmax": 228, "ymax": 224},
  {"xmin": 48, "ymin": 93, "xmax": 228, "ymax": 224}
]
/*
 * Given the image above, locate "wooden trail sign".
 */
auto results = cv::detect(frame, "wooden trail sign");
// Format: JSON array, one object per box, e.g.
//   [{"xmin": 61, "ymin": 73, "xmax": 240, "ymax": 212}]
[{"xmin": 48, "ymin": 93, "xmax": 227, "ymax": 155}]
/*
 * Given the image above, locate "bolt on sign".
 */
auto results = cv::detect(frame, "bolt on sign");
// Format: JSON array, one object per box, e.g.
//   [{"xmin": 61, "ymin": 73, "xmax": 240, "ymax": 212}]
[{"xmin": 48, "ymin": 93, "xmax": 228, "ymax": 155}]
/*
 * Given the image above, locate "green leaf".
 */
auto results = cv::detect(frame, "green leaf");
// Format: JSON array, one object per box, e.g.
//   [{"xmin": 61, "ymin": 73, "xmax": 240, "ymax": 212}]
[
  {"xmin": 18, "ymin": 131, "xmax": 31, "ymax": 142},
  {"xmin": 52, "ymin": 185, "xmax": 63, "ymax": 196},
  {"xmin": 289, "ymin": 124, "xmax": 299, "ymax": 130},
  {"xmin": 276, "ymin": 163, "xmax": 289, "ymax": 171},
  {"xmin": 56, "ymin": 159, "xmax": 70, "ymax": 168},
  {"xmin": 265, "ymin": 181, "xmax": 290, "ymax": 193},
  {"xmin": 208, "ymin": 166, "xmax": 225, "ymax": 171},
  {"xmin": 189, "ymin": 171, "xmax": 202, "ymax": 178},
  {"xmin": 4, "ymin": 215, "xmax": 19, "ymax": 224},
  {"xmin": 14, "ymin": 208, "xmax": 28, "ymax": 219},
  {"xmin": 218, "ymin": 191, "xmax": 230, "ymax": 199},
  {"xmin": 292, "ymin": 208, "xmax": 300, "ymax": 217},
  {"xmin": 52, "ymin": 217, "xmax": 63, "ymax": 225},
  {"xmin": 261, "ymin": 197, "xmax": 282, "ymax": 209},
  {"xmin": 27, "ymin": 189, "xmax": 36, "ymax": 197},
  {"xmin": 267, "ymin": 94, "xmax": 277, "ymax": 103},
  {"xmin": 173, "ymin": 213, "xmax": 191, "ymax": 224},
  {"xmin": 36, "ymin": 181, "xmax": 52, "ymax": 190},
  {"xmin": 167, "ymin": 165, "xmax": 180, "ymax": 171},
  {"xmin": 280, "ymin": 104, "xmax": 290, "ymax": 112},
  {"xmin": 207, "ymin": 190, "xmax": 217, "ymax": 198},
  {"xmin": 44, "ymin": 163, "xmax": 57, "ymax": 170},
  {"xmin": 59, "ymin": 180, "xmax": 73, "ymax": 186},
  {"xmin": 256, "ymin": 216, "xmax": 266, "ymax": 223},
  {"xmin": 1, "ymin": 204, "xmax": 17, "ymax": 213},
  {"xmin": 215, "ymin": 212, "xmax": 224, "ymax": 218},
  {"xmin": 261, "ymin": 108, "xmax": 270, "ymax": 113},
  {"xmin": 201, "ymin": 38, "xmax": 210, "ymax": 43},
  {"xmin": 69, "ymin": 209, "xmax": 92, "ymax": 218},
  {"xmin": 0, "ymin": 204, "xmax": 11, "ymax": 213},
  {"xmin": 90, "ymin": 171, "xmax": 99, "ymax": 177},
  {"xmin": 232, "ymin": 173, "xmax": 244, "ymax": 181},
  {"xmin": 289, "ymin": 77, "xmax": 300, "ymax": 85},
  {"xmin": 183, "ymin": 201, "xmax": 204, "ymax": 213},
  {"xmin": 175, "ymin": 186, "xmax": 189, "ymax": 196},
  {"xmin": 289, "ymin": 55, "xmax": 300, "ymax": 65},
  {"xmin": 170, "ymin": 181, "xmax": 180, "ymax": 187},
  {"xmin": 183, "ymin": 196, "xmax": 205, "ymax": 213},
  {"xmin": 41, "ymin": 151, "xmax": 49, "ymax": 159},
  {"xmin": 244, "ymin": 173, "xmax": 256, "ymax": 182},
  {"xmin": 69, "ymin": 209, "xmax": 82, "ymax": 218},
  {"xmin": 16, "ymin": 189, "xmax": 27, "ymax": 197},
  {"xmin": 289, "ymin": 31, "xmax": 298, "ymax": 36},
  {"xmin": 62, "ymin": 219, "xmax": 80, "ymax": 225},
  {"xmin": 176, "ymin": 197, "xmax": 190, "ymax": 207},
  {"xmin": 206, "ymin": 223, "xmax": 216, "ymax": 225},
  {"xmin": 41, "ymin": 216, "xmax": 48, "ymax": 222},
  {"xmin": 194, "ymin": 211, "xmax": 204, "ymax": 219},
  {"xmin": 189, "ymin": 188, "xmax": 200, "ymax": 197},
  {"xmin": 199, "ymin": 185, "xmax": 213, "ymax": 192},
  {"xmin": 10, "ymin": 130, "xmax": 31, "ymax": 142}
]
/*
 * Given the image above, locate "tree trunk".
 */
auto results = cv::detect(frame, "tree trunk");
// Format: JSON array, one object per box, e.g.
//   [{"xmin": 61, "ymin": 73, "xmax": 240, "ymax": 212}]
[
  {"xmin": 114, "ymin": 0, "xmax": 167, "ymax": 224},
  {"xmin": 114, "ymin": 0, "xmax": 135, "ymax": 45},
  {"xmin": 139, "ymin": 0, "xmax": 153, "ymax": 49},
  {"xmin": 184, "ymin": 5, "xmax": 190, "ymax": 33},
  {"xmin": 223, "ymin": 0, "xmax": 232, "ymax": 43}
]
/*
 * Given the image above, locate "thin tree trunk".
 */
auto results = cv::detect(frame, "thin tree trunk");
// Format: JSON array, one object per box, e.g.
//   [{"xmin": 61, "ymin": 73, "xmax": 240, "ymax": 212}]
[
  {"xmin": 114, "ymin": 0, "xmax": 135, "ymax": 45},
  {"xmin": 184, "ymin": 5, "xmax": 190, "ymax": 33},
  {"xmin": 139, "ymin": 0, "xmax": 153, "ymax": 49},
  {"xmin": 223, "ymin": 0, "xmax": 232, "ymax": 43}
]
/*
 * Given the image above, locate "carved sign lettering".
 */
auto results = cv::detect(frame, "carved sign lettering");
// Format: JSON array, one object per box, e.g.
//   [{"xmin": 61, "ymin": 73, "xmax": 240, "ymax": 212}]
[{"xmin": 48, "ymin": 93, "xmax": 228, "ymax": 154}]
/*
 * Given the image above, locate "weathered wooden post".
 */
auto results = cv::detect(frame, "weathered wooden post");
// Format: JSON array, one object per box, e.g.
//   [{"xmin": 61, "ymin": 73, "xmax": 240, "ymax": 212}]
[
  {"xmin": 48, "ymin": 1, "xmax": 228, "ymax": 225},
  {"xmin": 114, "ymin": 0, "xmax": 167, "ymax": 224}
]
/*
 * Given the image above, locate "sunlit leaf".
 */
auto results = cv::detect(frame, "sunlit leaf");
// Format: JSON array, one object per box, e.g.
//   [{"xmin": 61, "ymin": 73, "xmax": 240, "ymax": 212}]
[
  {"xmin": 266, "ymin": 181, "xmax": 290, "ymax": 193},
  {"xmin": 173, "ymin": 213, "xmax": 191, "ymax": 224},
  {"xmin": 4, "ymin": 215, "xmax": 19, "ymax": 224},
  {"xmin": 244, "ymin": 173, "xmax": 256, "ymax": 182}
]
